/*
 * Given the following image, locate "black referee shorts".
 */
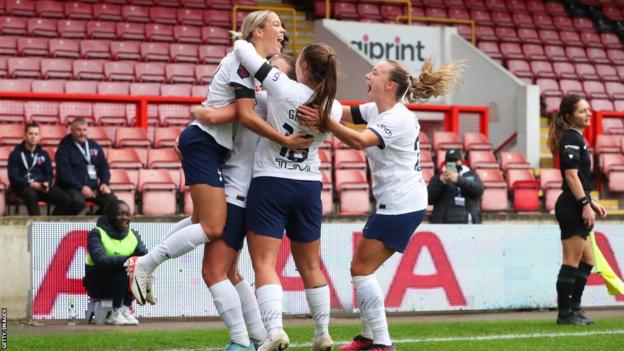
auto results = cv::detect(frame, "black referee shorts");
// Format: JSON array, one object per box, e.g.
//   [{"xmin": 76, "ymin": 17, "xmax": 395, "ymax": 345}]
[{"xmin": 555, "ymin": 191, "xmax": 591, "ymax": 240}]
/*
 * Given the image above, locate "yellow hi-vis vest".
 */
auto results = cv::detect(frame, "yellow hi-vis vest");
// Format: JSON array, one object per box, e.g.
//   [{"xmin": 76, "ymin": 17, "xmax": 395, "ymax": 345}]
[{"xmin": 85, "ymin": 227, "xmax": 138, "ymax": 266}]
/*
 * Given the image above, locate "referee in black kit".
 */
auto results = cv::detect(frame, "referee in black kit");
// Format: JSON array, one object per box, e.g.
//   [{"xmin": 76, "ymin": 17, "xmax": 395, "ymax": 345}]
[{"xmin": 547, "ymin": 94, "xmax": 607, "ymax": 325}]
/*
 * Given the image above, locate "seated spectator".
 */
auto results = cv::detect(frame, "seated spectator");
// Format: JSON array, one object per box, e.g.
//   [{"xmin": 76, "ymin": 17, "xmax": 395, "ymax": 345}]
[
  {"xmin": 83, "ymin": 200, "xmax": 147, "ymax": 325},
  {"xmin": 428, "ymin": 149, "xmax": 485, "ymax": 224},
  {"xmin": 8, "ymin": 123, "xmax": 71, "ymax": 215},
  {"xmin": 55, "ymin": 118, "xmax": 117, "ymax": 214}
]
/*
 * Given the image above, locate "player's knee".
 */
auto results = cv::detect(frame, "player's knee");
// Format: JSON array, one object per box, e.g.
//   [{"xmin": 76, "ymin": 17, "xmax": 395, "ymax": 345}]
[
  {"xmin": 350, "ymin": 259, "xmax": 371, "ymax": 277},
  {"xmin": 200, "ymin": 222, "xmax": 224, "ymax": 241},
  {"xmin": 227, "ymin": 269, "xmax": 243, "ymax": 285},
  {"xmin": 201, "ymin": 265, "xmax": 226, "ymax": 287}
]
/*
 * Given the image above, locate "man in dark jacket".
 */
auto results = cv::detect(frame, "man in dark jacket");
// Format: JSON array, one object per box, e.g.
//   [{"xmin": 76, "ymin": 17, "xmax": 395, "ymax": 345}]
[
  {"xmin": 8, "ymin": 123, "xmax": 71, "ymax": 215},
  {"xmin": 84, "ymin": 200, "xmax": 148, "ymax": 325},
  {"xmin": 428, "ymin": 149, "xmax": 485, "ymax": 224},
  {"xmin": 55, "ymin": 118, "xmax": 117, "ymax": 214}
]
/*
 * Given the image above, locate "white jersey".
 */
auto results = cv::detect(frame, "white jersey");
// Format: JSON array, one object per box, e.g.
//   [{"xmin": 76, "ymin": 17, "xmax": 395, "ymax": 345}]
[
  {"xmin": 190, "ymin": 51, "xmax": 256, "ymax": 150},
  {"xmin": 252, "ymin": 70, "xmax": 342, "ymax": 181},
  {"xmin": 357, "ymin": 102, "xmax": 427, "ymax": 215},
  {"xmin": 222, "ymin": 90, "xmax": 266, "ymax": 208}
]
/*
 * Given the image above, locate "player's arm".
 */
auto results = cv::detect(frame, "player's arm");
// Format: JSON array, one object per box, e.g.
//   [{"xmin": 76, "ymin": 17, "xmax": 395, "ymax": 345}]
[
  {"xmin": 327, "ymin": 118, "xmax": 380, "ymax": 150},
  {"xmin": 190, "ymin": 104, "xmax": 237, "ymax": 125}
]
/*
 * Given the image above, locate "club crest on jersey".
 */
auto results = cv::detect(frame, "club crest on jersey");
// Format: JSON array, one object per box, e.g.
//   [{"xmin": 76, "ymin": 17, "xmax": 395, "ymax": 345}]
[{"xmin": 237, "ymin": 65, "xmax": 250, "ymax": 79}]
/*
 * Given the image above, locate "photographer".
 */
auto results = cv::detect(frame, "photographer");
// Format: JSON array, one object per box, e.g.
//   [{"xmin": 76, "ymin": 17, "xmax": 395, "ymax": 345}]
[{"xmin": 427, "ymin": 149, "xmax": 484, "ymax": 224}]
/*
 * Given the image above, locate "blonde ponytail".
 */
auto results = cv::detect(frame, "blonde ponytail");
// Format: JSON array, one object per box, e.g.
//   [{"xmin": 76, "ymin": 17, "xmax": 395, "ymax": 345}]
[
  {"xmin": 407, "ymin": 59, "xmax": 464, "ymax": 103},
  {"xmin": 229, "ymin": 10, "xmax": 273, "ymax": 42}
]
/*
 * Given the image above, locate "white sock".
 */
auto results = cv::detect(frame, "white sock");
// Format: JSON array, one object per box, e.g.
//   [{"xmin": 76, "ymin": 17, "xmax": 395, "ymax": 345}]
[
  {"xmin": 305, "ymin": 285, "xmax": 331, "ymax": 338},
  {"xmin": 210, "ymin": 280, "xmax": 250, "ymax": 346},
  {"xmin": 138, "ymin": 223, "xmax": 208, "ymax": 273},
  {"xmin": 354, "ymin": 274, "xmax": 391, "ymax": 346},
  {"xmin": 164, "ymin": 217, "xmax": 193, "ymax": 240},
  {"xmin": 235, "ymin": 279, "xmax": 267, "ymax": 342},
  {"xmin": 256, "ymin": 284, "xmax": 283, "ymax": 339}
]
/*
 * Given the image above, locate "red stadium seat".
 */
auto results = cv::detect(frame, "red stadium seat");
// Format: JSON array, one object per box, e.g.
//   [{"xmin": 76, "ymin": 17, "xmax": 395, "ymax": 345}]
[
  {"xmin": 166, "ymin": 63, "xmax": 195, "ymax": 84},
  {"xmin": 110, "ymin": 41, "xmax": 141, "ymax": 61},
  {"xmin": 566, "ymin": 46, "xmax": 590, "ymax": 63},
  {"xmin": 130, "ymin": 82, "xmax": 161, "ymax": 96},
  {"xmin": 116, "ymin": 22, "xmax": 145, "ymax": 41},
  {"xmin": 150, "ymin": 7, "xmax": 177, "ymax": 25},
  {"xmin": 559, "ymin": 79, "xmax": 584, "ymax": 96},
  {"xmin": 468, "ymin": 150, "xmax": 499, "ymax": 169},
  {"xmin": 170, "ymin": 43, "xmax": 198, "ymax": 63},
  {"xmin": 573, "ymin": 17, "xmax": 595, "ymax": 33},
  {"xmin": 584, "ymin": 81, "xmax": 609, "ymax": 100},
  {"xmin": 506, "ymin": 60, "xmax": 532, "ymax": 79},
  {"xmin": 532, "ymin": 14, "xmax": 555, "ymax": 30},
  {"xmin": 0, "ymin": 58, "xmax": 6, "ymax": 78},
  {"xmin": 104, "ymin": 61, "xmax": 135, "ymax": 82},
  {"xmin": 173, "ymin": 25, "xmax": 201, "ymax": 44},
  {"xmin": 27, "ymin": 18, "xmax": 57, "ymax": 37},
  {"xmin": 463, "ymin": 132, "xmax": 492, "ymax": 151},
  {"xmin": 59, "ymin": 102, "xmax": 94, "ymax": 124},
  {"xmin": 199, "ymin": 45, "xmax": 226, "ymax": 64},
  {"xmin": 65, "ymin": 2, "xmax": 93, "ymax": 20},
  {"xmin": 334, "ymin": 2, "xmax": 359, "ymax": 20},
  {"xmin": 530, "ymin": 61, "xmax": 555, "ymax": 79},
  {"xmin": 607, "ymin": 49, "xmax": 624, "ymax": 65},
  {"xmin": 500, "ymin": 43, "xmax": 523, "ymax": 60},
  {"xmin": 596, "ymin": 64, "xmax": 619, "ymax": 82},
  {"xmin": 32, "ymin": 80, "xmax": 64, "ymax": 93},
  {"xmin": 492, "ymin": 11, "xmax": 513, "ymax": 28},
  {"xmin": 544, "ymin": 45, "xmax": 567, "ymax": 62},
  {"xmin": 475, "ymin": 169, "xmax": 508, "ymax": 211},
  {"xmin": 73, "ymin": 60, "xmax": 104, "ymax": 80},
  {"xmin": 107, "ymin": 148, "xmax": 143, "ymax": 169},
  {"xmin": 465, "ymin": 0, "xmax": 488, "ymax": 10},
  {"xmin": 201, "ymin": 26, "xmax": 230, "ymax": 45},
  {"xmin": 380, "ymin": 4, "xmax": 404, "ymax": 21},
  {"xmin": 591, "ymin": 99, "xmax": 614, "ymax": 111},
  {"xmin": 495, "ymin": 27, "xmax": 520, "ymax": 43},
  {"xmin": 65, "ymin": 80, "xmax": 97, "ymax": 94},
  {"xmin": 93, "ymin": 3, "xmax": 122, "ymax": 21},
  {"xmin": 147, "ymin": 148, "xmax": 179, "ymax": 168},
  {"xmin": 115, "ymin": 127, "xmax": 151, "ymax": 147},
  {"xmin": 552, "ymin": 16, "xmax": 574, "ymax": 31},
  {"xmin": 575, "ymin": 63, "xmax": 599, "ymax": 81},
  {"xmin": 536, "ymin": 78, "xmax": 561, "ymax": 97},
  {"xmin": 146, "ymin": 23, "xmax": 174, "ymax": 42},
  {"xmin": 0, "ymin": 124, "xmax": 25, "ymax": 145},
  {"xmin": 507, "ymin": 169, "xmax": 540, "ymax": 211},
  {"xmin": 98, "ymin": 82, "xmax": 130, "ymax": 95},
  {"xmin": 486, "ymin": 0, "xmax": 507, "ymax": 10},
  {"xmin": 49, "ymin": 38, "xmax": 80, "ymax": 58},
  {"xmin": 580, "ymin": 32, "xmax": 603, "ymax": 49},
  {"xmin": 0, "ymin": 78, "xmax": 31, "ymax": 92},
  {"xmin": 471, "ymin": 10, "xmax": 494, "ymax": 26},
  {"xmin": 512, "ymin": 12, "xmax": 533, "ymax": 28},
  {"xmin": 177, "ymin": 8, "xmax": 203, "ymax": 26},
  {"xmin": 158, "ymin": 104, "xmax": 189, "ymax": 126},
  {"xmin": 522, "ymin": 44, "xmax": 546, "ymax": 61},
  {"xmin": 109, "ymin": 169, "xmax": 137, "ymax": 215},
  {"xmin": 538, "ymin": 30, "xmax": 561, "ymax": 46},
  {"xmin": 122, "ymin": 5, "xmax": 149, "ymax": 23},
  {"xmin": 24, "ymin": 101, "xmax": 59, "ymax": 124},
  {"xmin": 80, "ymin": 40, "xmax": 111, "ymax": 60},
  {"xmin": 335, "ymin": 169, "xmax": 370, "ymax": 215},
  {"xmin": 135, "ymin": 62, "xmax": 166, "ymax": 82},
  {"xmin": 517, "ymin": 28, "xmax": 540, "ymax": 44},
  {"xmin": 88, "ymin": 126, "xmax": 113, "ymax": 147},
  {"xmin": 206, "ymin": 0, "xmax": 234, "ymax": 10},
  {"xmin": 203, "ymin": 10, "xmax": 231, "ymax": 28},
  {"xmin": 433, "ymin": 131, "xmax": 462, "ymax": 151},
  {"xmin": 86, "ymin": 20, "xmax": 116, "ymax": 40},
  {"xmin": 0, "ymin": 36, "xmax": 17, "ymax": 56},
  {"xmin": 499, "ymin": 151, "xmax": 530, "ymax": 171},
  {"xmin": 0, "ymin": 16, "xmax": 26, "ymax": 35},
  {"xmin": 195, "ymin": 64, "xmax": 217, "ymax": 84},
  {"xmin": 58, "ymin": 19, "xmax": 87, "ymax": 39},
  {"xmin": 425, "ymin": 8, "xmax": 448, "ymax": 19},
  {"xmin": 601, "ymin": 33, "xmax": 622, "ymax": 50},
  {"xmin": 153, "ymin": 126, "xmax": 182, "ymax": 147},
  {"xmin": 94, "ymin": 103, "xmax": 131, "ymax": 125},
  {"xmin": 318, "ymin": 148, "xmax": 331, "ymax": 170},
  {"xmin": 587, "ymin": 48, "xmax": 609, "ymax": 64},
  {"xmin": 601, "ymin": 119, "xmax": 624, "ymax": 135},
  {"xmin": 38, "ymin": 124, "xmax": 67, "ymax": 146},
  {"xmin": 8, "ymin": 57, "xmax": 41, "ymax": 78},
  {"xmin": 160, "ymin": 84, "xmax": 190, "ymax": 97},
  {"xmin": 0, "ymin": 98, "xmax": 24, "ymax": 123},
  {"xmin": 138, "ymin": 169, "xmax": 177, "ymax": 215},
  {"xmin": 606, "ymin": 82, "xmax": 624, "ymax": 100},
  {"xmin": 540, "ymin": 168, "xmax": 563, "ymax": 212},
  {"xmin": 475, "ymin": 26, "xmax": 497, "ymax": 42},
  {"xmin": 140, "ymin": 42, "xmax": 169, "ymax": 62},
  {"xmin": 419, "ymin": 149, "xmax": 434, "ymax": 170},
  {"xmin": 6, "ymin": 0, "xmax": 35, "ymax": 16},
  {"xmin": 595, "ymin": 134, "xmax": 619, "ymax": 154},
  {"xmin": 477, "ymin": 42, "xmax": 501, "ymax": 60},
  {"xmin": 419, "ymin": 132, "xmax": 431, "ymax": 151},
  {"xmin": 559, "ymin": 31, "xmax": 582, "ymax": 47},
  {"xmin": 191, "ymin": 85, "xmax": 208, "ymax": 97},
  {"xmin": 334, "ymin": 149, "xmax": 366, "ymax": 169},
  {"xmin": 36, "ymin": 0, "xmax": 64, "ymax": 18},
  {"xmin": 600, "ymin": 154, "xmax": 624, "ymax": 192},
  {"xmin": 553, "ymin": 62, "xmax": 577, "ymax": 80}
]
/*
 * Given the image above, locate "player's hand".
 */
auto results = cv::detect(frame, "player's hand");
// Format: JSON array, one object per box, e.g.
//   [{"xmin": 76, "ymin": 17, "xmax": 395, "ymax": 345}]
[
  {"xmin": 81, "ymin": 186, "xmax": 95, "ymax": 199},
  {"xmin": 283, "ymin": 132, "xmax": 313, "ymax": 150},
  {"xmin": 99, "ymin": 184, "xmax": 111, "ymax": 194},
  {"xmin": 297, "ymin": 105, "xmax": 321, "ymax": 129},
  {"xmin": 30, "ymin": 181, "xmax": 43, "ymax": 191},
  {"xmin": 582, "ymin": 204, "xmax": 596, "ymax": 229},
  {"xmin": 591, "ymin": 202, "xmax": 608, "ymax": 218}
]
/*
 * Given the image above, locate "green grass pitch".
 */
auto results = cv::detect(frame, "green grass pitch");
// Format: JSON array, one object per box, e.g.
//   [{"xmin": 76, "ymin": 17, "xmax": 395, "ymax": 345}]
[{"xmin": 10, "ymin": 317, "xmax": 624, "ymax": 351}]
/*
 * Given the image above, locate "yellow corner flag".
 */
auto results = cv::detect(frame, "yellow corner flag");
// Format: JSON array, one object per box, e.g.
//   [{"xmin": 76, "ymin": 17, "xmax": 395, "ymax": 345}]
[{"xmin": 589, "ymin": 231, "xmax": 624, "ymax": 295}]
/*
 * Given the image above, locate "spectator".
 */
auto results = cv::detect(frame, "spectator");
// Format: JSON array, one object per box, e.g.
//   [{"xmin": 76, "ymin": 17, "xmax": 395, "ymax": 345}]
[
  {"xmin": 83, "ymin": 200, "xmax": 147, "ymax": 325},
  {"xmin": 55, "ymin": 118, "xmax": 117, "ymax": 214},
  {"xmin": 8, "ymin": 123, "xmax": 72, "ymax": 215},
  {"xmin": 427, "ymin": 149, "xmax": 484, "ymax": 224}
]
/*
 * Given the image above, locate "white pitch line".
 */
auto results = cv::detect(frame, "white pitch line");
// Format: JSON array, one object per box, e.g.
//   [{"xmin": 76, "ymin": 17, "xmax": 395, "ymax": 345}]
[{"xmin": 162, "ymin": 329, "xmax": 624, "ymax": 351}]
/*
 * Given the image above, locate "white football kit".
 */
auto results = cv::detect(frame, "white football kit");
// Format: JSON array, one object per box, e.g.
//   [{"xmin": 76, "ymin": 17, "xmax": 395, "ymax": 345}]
[{"xmin": 356, "ymin": 102, "xmax": 428, "ymax": 215}]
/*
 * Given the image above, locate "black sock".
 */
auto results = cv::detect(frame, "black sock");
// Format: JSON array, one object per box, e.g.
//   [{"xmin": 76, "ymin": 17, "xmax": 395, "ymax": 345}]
[
  {"xmin": 571, "ymin": 261, "xmax": 593, "ymax": 311},
  {"xmin": 556, "ymin": 264, "xmax": 577, "ymax": 317}
]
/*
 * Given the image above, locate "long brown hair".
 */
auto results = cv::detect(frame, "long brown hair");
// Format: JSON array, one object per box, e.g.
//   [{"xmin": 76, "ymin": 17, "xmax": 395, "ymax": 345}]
[
  {"xmin": 547, "ymin": 94, "xmax": 585, "ymax": 155},
  {"xmin": 300, "ymin": 42, "xmax": 338, "ymax": 133},
  {"xmin": 387, "ymin": 59, "xmax": 464, "ymax": 102}
]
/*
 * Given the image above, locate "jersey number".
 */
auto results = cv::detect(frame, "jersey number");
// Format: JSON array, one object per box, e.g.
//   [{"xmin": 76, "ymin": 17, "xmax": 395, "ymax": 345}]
[{"xmin": 279, "ymin": 123, "xmax": 309, "ymax": 163}]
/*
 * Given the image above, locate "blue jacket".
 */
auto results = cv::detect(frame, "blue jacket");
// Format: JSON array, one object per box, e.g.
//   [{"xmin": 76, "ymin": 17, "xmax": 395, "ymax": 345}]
[
  {"xmin": 86, "ymin": 216, "xmax": 147, "ymax": 271},
  {"xmin": 8, "ymin": 142, "xmax": 53, "ymax": 188},
  {"xmin": 55, "ymin": 135, "xmax": 110, "ymax": 191}
]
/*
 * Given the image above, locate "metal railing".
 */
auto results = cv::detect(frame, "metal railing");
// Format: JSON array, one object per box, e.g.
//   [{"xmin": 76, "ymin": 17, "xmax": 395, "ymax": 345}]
[{"xmin": 232, "ymin": 5, "xmax": 298, "ymax": 54}]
